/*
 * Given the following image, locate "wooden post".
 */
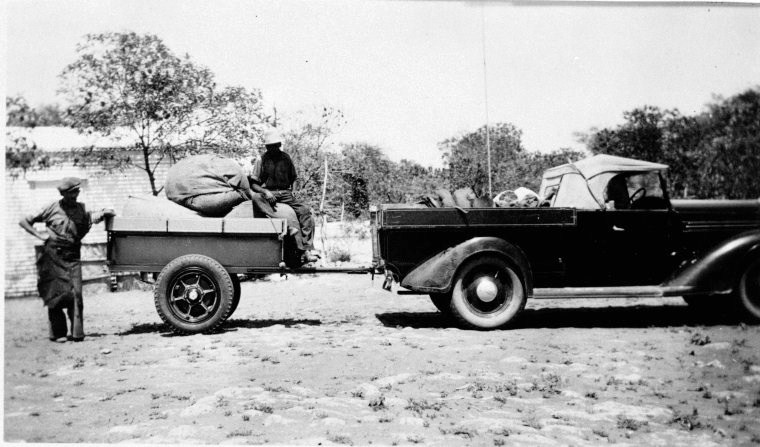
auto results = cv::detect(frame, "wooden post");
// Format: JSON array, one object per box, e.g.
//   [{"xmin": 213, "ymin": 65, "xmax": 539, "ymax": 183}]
[{"xmin": 320, "ymin": 158, "xmax": 328, "ymax": 213}]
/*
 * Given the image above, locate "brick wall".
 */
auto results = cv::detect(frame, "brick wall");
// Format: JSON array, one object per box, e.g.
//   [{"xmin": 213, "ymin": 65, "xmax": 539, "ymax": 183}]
[{"xmin": 4, "ymin": 151, "xmax": 171, "ymax": 298}]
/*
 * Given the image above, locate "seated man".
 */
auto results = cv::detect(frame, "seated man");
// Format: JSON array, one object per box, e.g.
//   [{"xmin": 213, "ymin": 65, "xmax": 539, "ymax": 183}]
[
  {"xmin": 604, "ymin": 174, "xmax": 631, "ymax": 210},
  {"xmin": 245, "ymin": 130, "xmax": 319, "ymax": 264}
]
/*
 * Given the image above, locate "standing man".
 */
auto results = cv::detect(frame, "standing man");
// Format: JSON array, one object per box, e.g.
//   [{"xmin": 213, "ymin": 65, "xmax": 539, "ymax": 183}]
[
  {"xmin": 19, "ymin": 177, "xmax": 114, "ymax": 342},
  {"xmin": 249, "ymin": 130, "xmax": 319, "ymax": 264}
]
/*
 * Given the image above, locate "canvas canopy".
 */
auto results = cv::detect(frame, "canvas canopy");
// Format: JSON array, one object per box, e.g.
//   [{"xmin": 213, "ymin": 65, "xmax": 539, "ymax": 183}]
[{"xmin": 538, "ymin": 154, "xmax": 669, "ymax": 209}]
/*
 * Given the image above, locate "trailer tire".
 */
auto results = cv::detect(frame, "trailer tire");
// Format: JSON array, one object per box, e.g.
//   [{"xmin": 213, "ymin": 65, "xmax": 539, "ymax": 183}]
[
  {"xmin": 154, "ymin": 254, "xmax": 235, "ymax": 334},
  {"xmin": 229, "ymin": 273, "xmax": 241, "ymax": 318},
  {"xmin": 450, "ymin": 254, "xmax": 526, "ymax": 329}
]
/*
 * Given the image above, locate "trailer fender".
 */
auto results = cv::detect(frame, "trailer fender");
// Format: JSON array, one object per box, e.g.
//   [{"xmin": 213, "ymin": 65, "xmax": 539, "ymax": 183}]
[
  {"xmin": 400, "ymin": 237, "xmax": 533, "ymax": 295},
  {"xmin": 666, "ymin": 230, "xmax": 760, "ymax": 295}
]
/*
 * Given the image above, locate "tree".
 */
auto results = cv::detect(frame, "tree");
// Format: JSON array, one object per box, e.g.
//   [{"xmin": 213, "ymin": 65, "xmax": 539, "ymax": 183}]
[
  {"xmin": 5, "ymin": 132, "xmax": 54, "ymax": 177},
  {"xmin": 439, "ymin": 123, "xmax": 525, "ymax": 197},
  {"xmin": 58, "ymin": 32, "xmax": 267, "ymax": 195},
  {"xmin": 5, "ymin": 96, "xmax": 59, "ymax": 175},
  {"xmin": 694, "ymin": 88, "xmax": 760, "ymax": 198},
  {"xmin": 392, "ymin": 159, "xmax": 448, "ymax": 203},
  {"xmin": 279, "ymin": 106, "xmax": 346, "ymax": 211},
  {"xmin": 581, "ymin": 88, "xmax": 760, "ymax": 199},
  {"xmin": 580, "ymin": 106, "xmax": 704, "ymax": 197},
  {"xmin": 495, "ymin": 148, "xmax": 586, "ymax": 194},
  {"xmin": 6, "ymin": 95, "xmax": 36, "ymax": 127}
]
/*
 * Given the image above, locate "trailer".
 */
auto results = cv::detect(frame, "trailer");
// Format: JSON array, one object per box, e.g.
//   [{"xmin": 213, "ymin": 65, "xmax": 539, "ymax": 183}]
[{"xmin": 107, "ymin": 213, "xmax": 377, "ymax": 334}]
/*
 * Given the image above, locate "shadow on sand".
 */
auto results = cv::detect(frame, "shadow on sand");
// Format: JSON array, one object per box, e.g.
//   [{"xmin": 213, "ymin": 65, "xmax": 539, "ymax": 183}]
[
  {"xmin": 117, "ymin": 318, "xmax": 322, "ymax": 336},
  {"xmin": 375, "ymin": 304, "xmax": 750, "ymax": 330}
]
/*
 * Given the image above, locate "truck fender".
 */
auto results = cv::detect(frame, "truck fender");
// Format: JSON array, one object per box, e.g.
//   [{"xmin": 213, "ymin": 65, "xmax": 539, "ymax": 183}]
[
  {"xmin": 400, "ymin": 237, "xmax": 533, "ymax": 296},
  {"xmin": 665, "ymin": 230, "xmax": 760, "ymax": 295}
]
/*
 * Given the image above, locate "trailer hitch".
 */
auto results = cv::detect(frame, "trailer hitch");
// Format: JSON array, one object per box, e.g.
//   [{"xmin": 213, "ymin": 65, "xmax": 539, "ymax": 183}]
[{"xmin": 382, "ymin": 270, "xmax": 396, "ymax": 291}]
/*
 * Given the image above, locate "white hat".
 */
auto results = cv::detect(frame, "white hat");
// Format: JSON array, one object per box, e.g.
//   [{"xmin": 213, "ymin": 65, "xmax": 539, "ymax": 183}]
[{"xmin": 262, "ymin": 130, "xmax": 282, "ymax": 146}]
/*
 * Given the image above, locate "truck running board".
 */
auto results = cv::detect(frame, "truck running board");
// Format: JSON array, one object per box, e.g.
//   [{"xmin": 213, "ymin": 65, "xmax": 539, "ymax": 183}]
[{"xmin": 531, "ymin": 285, "xmax": 692, "ymax": 299}]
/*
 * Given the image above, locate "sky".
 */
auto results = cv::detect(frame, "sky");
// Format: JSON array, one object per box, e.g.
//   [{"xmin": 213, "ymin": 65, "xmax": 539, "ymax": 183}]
[{"xmin": 4, "ymin": 0, "xmax": 760, "ymax": 168}]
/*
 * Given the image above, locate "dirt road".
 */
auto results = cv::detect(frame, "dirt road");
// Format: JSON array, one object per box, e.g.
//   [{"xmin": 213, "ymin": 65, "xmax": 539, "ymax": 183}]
[{"xmin": 5, "ymin": 274, "xmax": 760, "ymax": 445}]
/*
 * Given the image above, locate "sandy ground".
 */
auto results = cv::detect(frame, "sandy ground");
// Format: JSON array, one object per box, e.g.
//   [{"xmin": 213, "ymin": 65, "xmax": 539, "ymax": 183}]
[{"xmin": 4, "ymin": 273, "xmax": 760, "ymax": 446}]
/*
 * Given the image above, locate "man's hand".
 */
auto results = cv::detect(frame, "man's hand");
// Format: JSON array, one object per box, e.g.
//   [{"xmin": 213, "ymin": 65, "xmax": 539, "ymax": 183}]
[{"xmin": 263, "ymin": 190, "xmax": 277, "ymax": 205}]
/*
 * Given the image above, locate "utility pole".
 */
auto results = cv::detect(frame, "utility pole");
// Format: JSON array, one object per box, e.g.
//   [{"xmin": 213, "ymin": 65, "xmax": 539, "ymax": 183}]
[{"xmin": 481, "ymin": 4, "xmax": 492, "ymax": 199}]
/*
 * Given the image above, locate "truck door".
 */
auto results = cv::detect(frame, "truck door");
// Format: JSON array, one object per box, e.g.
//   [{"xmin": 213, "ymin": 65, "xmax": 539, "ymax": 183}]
[
  {"xmin": 600, "ymin": 172, "xmax": 680, "ymax": 285},
  {"xmin": 602, "ymin": 209, "xmax": 679, "ymax": 285}
]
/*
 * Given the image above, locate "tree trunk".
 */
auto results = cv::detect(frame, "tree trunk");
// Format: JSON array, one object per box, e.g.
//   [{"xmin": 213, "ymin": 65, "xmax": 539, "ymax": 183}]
[{"xmin": 141, "ymin": 144, "xmax": 159, "ymax": 196}]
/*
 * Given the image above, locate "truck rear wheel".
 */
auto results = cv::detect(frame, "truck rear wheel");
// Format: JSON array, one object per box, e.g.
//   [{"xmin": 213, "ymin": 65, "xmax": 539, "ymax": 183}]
[
  {"xmin": 154, "ymin": 254, "xmax": 235, "ymax": 334},
  {"xmin": 450, "ymin": 255, "xmax": 526, "ymax": 329},
  {"xmin": 429, "ymin": 293, "xmax": 452, "ymax": 314},
  {"xmin": 737, "ymin": 257, "xmax": 760, "ymax": 321}
]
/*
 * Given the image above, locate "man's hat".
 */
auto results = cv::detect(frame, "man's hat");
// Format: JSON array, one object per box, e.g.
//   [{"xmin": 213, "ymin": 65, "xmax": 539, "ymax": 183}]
[
  {"xmin": 262, "ymin": 130, "xmax": 282, "ymax": 146},
  {"xmin": 57, "ymin": 177, "xmax": 82, "ymax": 193}
]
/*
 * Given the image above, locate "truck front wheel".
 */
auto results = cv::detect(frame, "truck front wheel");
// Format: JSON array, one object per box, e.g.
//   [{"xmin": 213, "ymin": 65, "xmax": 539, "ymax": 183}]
[
  {"xmin": 154, "ymin": 254, "xmax": 235, "ymax": 334},
  {"xmin": 737, "ymin": 257, "xmax": 760, "ymax": 321},
  {"xmin": 450, "ymin": 255, "xmax": 526, "ymax": 329}
]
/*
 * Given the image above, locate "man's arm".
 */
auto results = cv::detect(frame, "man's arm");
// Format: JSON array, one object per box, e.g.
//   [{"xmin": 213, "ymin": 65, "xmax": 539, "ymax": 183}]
[
  {"xmin": 247, "ymin": 153, "xmax": 276, "ymax": 204},
  {"xmin": 19, "ymin": 215, "xmax": 48, "ymax": 242},
  {"xmin": 90, "ymin": 208, "xmax": 116, "ymax": 224},
  {"xmin": 251, "ymin": 182, "xmax": 277, "ymax": 204}
]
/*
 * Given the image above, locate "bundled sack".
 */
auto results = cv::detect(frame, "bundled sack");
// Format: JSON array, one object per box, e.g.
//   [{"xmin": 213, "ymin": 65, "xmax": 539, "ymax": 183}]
[
  {"xmin": 165, "ymin": 154, "xmax": 251, "ymax": 217},
  {"xmin": 493, "ymin": 187, "xmax": 540, "ymax": 208},
  {"xmin": 420, "ymin": 187, "xmax": 494, "ymax": 208},
  {"xmin": 121, "ymin": 194, "xmax": 203, "ymax": 218}
]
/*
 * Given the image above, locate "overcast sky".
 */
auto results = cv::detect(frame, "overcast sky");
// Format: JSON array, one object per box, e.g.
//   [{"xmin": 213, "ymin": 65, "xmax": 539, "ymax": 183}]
[{"xmin": 4, "ymin": 0, "xmax": 760, "ymax": 167}]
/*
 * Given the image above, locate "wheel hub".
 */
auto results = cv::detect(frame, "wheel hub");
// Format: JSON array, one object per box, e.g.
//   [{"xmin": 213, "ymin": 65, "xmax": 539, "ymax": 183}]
[
  {"xmin": 185, "ymin": 287, "xmax": 202, "ymax": 304},
  {"xmin": 473, "ymin": 276, "xmax": 499, "ymax": 302}
]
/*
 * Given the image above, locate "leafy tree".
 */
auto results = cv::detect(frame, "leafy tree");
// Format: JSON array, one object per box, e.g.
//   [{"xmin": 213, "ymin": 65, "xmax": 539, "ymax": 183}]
[
  {"xmin": 338, "ymin": 143, "xmax": 395, "ymax": 205},
  {"xmin": 392, "ymin": 159, "xmax": 448, "ymax": 203},
  {"xmin": 58, "ymin": 32, "xmax": 267, "ymax": 195},
  {"xmin": 278, "ymin": 106, "xmax": 346, "ymax": 211},
  {"xmin": 581, "ymin": 87, "xmax": 760, "ymax": 199},
  {"xmin": 6, "ymin": 95, "xmax": 36, "ymax": 127},
  {"xmin": 329, "ymin": 144, "xmax": 448, "ymax": 217},
  {"xmin": 694, "ymin": 88, "xmax": 760, "ymax": 198},
  {"xmin": 495, "ymin": 148, "xmax": 586, "ymax": 194},
  {"xmin": 5, "ymin": 131, "xmax": 54, "ymax": 177},
  {"xmin": 5, "ymin": 96, "xmax": 60, "ymax": 175},
  {"xmin": 439, "ymin": 123, "xmax": 525, "ymax": 198},
  {"xmin": 35, "ymin": 104, "xmax": 67, "ymax": 126}
]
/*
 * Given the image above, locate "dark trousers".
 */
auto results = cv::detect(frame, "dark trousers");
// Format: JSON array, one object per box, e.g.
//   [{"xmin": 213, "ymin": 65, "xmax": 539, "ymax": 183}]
[
  {"xmin": 272, "ymin": 191, "xmax": 315, "ymax": 251},
  {"xmin": 48, "ymin": 293, "xmax": 83, "ymax": 340},
  {"xmin": 37, "ymin": 242, "xmax": 84, "ymax": 340}
]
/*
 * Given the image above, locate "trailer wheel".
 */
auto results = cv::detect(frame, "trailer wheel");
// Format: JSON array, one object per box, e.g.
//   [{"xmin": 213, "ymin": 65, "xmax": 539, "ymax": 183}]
[
  {"xmin": 450, "ymin": 255, "xmax": 526, "ymax": 329},
  {"xmin": 429, "ymin": 293, "xmax": 452, "ymax": 314},
  {"xmin": 229, "ymin": 273, "xmax": 241, "ymax": 317},
  {"xmin": 154, "ymin": 254, "xmax": 235, "ymax": 334},
  {"xmin": 736, "ymin": 257, "xmax": 760, "ymax": 321}
]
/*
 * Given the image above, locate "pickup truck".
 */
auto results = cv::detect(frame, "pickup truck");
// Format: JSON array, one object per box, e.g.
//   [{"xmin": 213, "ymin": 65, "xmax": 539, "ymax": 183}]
[
  {"xmin": 377, "ymin": 154, "xmax": 760, "ymax": 329},
  {"xmin": 106, "ymin": 154, "xmax": 759, "ymax": 333}
]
